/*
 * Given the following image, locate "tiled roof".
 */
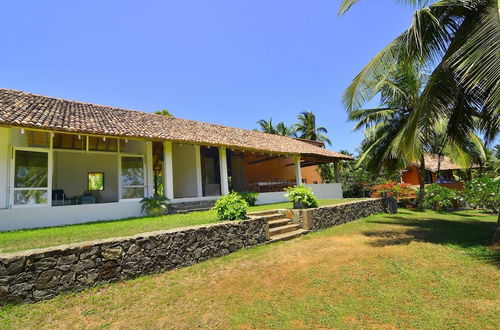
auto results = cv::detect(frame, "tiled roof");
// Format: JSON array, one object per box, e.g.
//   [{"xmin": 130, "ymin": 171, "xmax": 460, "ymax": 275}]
[
  {"xmin": 411, "ymin": 154, "xmax": 479, "ymax": 172},
  {"xmin": 0, "ymin": 89, "xmax": 352, "ymax": 161}
]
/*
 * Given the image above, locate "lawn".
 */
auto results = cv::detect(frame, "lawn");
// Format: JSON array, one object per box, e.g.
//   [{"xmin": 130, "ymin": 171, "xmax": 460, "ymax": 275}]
[
  {"xmin": 0, "ymin": 198, "xmax": 367, "ymax": 254},
  {"xmin": 1, "ymin": 209, "xmax": 498, "ymax": 329}
]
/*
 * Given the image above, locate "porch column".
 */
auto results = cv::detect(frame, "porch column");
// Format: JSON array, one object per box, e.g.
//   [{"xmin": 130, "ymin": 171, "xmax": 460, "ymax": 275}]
[
  {"xmin": 334, "ymin": 161, "xmax": 340, "ymax": 183},
  {"xmin": 163, "ymin": 141, "xmax": 174, "ymax": 200},
  {"xmin": 219, "ymin": 147, "xmax": 229, "ymax": 195},
  {"xmin": 294, "ymin": 156, "xmax": 302, "ymax": 186},
  {"xmin": 146, "ymin": 141, "xmax": 154, "ymax": 197},
  {"xmin": 195, "ymin": 145, "xmax": 203, "ymax": 197}
]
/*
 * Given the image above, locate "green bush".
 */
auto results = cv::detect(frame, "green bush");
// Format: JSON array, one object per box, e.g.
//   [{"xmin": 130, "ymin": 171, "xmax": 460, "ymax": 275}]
[
  {"xmin": 462, "ymin": 177, "xmax": 500, "ymax": 213},
  {"xmin": 237, "ymin": 191, "xmax": 259, "ymax": 206},
  {"xmin": 423, "ymin": 184, "xmax": 456, "ymax": 210},
  {"xmin": 213, "ymin": 192, "xmax": 248, "ymax": 220},
  {"xmin": 284, "ymin": 185, "xmax": 318, "ymax": 208}
]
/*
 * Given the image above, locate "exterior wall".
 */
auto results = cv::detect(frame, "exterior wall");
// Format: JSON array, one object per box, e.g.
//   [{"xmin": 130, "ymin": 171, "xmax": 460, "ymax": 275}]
[
  {"xmin": 301, "ymin": 166, "xmax": 322, "ymax": 184},
  {"xmin": 402, "ymin": 166, "xmax": 420, "ymax": 185},
  {"xmin": 53, "ymin": 151, "xmax": 119, "ymax": 203},
  {"xmin": 254, "ymin": 183, "xmax": 343, "ymax": 205},
  {"xmin": 172, "ymin": 143, "xmax": 198, "ymax": 198},
  {"xmin": 0, "ymin": 128, "xmax": 9, "ymax": 209},
  {"xmin": 243, "ymin": 155, "xmax": 296, "ymax": 187},
  {"xmin": 0, "ymin": 217, "xmax": 268, "ymax": 304},
  {"xmin": 0, "ymin": 201, "xmax": 142, "ymax": 231}
]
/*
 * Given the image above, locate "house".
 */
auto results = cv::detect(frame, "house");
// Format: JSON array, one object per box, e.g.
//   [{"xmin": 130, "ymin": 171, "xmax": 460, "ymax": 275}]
[
  {"xmin": 402, "ymin": 154, "xmax": 477, "ymax": 190},
  {"xmin": 0, "ymin": 89, "xmax": 351, "ymax": 231}
]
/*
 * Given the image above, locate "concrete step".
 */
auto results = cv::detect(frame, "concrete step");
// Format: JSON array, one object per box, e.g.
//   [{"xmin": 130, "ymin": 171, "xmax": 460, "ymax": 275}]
[
  {"xmin": 269, "ymin": 223, "xmax": 300, "ymax": 236},
  {"xmin": 268, "ymin": 218, "xmax": 291, "ymax": 228},
  {"xmin": 263, "ymin": 213, "xmax": 285, "ymax": 221},
  {"xmin": 270, "ymin": 229, "xmax": 307, "ymax": 242},
  {"xmin": 176, "ymin": 208, "xmax": 212, "ymax": 214},
  {"xmin": 248, "ymin": 210, "xmax": 284, "ymax": 217}
]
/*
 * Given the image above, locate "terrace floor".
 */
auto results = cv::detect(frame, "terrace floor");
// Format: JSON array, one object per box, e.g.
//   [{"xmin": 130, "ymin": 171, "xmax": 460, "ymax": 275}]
[
  {"xmin": 0, "ymin": 198, "xmax": 369, "ymax": 253},
  {"xmin": 1, "ymin": 209, "xmax": 498, "ymax": 329}
]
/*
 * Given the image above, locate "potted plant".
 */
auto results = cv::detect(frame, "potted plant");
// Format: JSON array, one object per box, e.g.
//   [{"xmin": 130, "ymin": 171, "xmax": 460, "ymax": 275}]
[
  {"xmin": 284, "ymin": 185, "xmax": 318, "ymax": 209},
  {"xmin": 140, "ymin": 195, "xmax": 169, "ymax": 216}
]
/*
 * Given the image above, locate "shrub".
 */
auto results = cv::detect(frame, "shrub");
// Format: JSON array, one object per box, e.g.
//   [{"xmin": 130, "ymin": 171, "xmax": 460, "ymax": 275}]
[
  {"xmin": 423, "ymin": 184, "xmax": 456, "ymax": 210},
  {"xmin": 462, "ymin": 177, "xmax": 500, "ymax": 213},
  {"xmin": 371, "ymin": 181, "xmax": 416, "ymax": 200},
  {"xmin": 237, "ymin": 191, "xmax": 259, "ymax": 206},
  {"xmin": 284, "ymin": 185, "xmax": 318, "ymax": 208},
  {"xmin": 213, "ymin": 192, "xmax": 248, "ymax": 220},
  {"xmin": 140, "ymin": 195, "xmax": 169, "ymax": 216}
]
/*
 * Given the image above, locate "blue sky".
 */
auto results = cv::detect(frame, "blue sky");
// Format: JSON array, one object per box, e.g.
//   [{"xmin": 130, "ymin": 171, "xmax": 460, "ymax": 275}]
[{"xmin": 1, "ymin": 0, "xmax": 416, "ymax": 153}]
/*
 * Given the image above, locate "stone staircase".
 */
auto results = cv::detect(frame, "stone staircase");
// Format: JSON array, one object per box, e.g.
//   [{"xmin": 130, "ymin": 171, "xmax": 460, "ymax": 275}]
[{"xmin": 249, "ymin": 210, "xmax": 307, "ymax": 242}]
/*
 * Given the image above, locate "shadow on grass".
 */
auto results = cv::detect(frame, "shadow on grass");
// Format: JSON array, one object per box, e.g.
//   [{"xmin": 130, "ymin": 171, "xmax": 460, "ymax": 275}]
[{"xmin": 362, "ymin": 214, "xmax": 499, "ymax": 268}]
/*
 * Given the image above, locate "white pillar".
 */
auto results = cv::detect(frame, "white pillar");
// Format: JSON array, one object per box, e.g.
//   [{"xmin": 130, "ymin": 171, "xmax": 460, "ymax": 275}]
[
  {"xmin": 219, "ymin": 147, "xmax": 229, "ymax": 195},
  {"xmin": 163, "ymin": 141, "xmax": 174, "ymax": 200},
  {"xmin": 195, "ymin": 145, "xmax": 203, "ymax": 197},
  {"xmin": 294, "ymin": 156, "xmax": 302, "ymax": 186},
  {"xmin": 146, "ymin": 141, "xmax": 154, "ymax": 197},
  {"xmin": 334, "ymin": 161, "xmax": 340, "ymax": 183},
  {"xmin": 0, "ymin": 128, "xmax": 10, "ymax": 208}
]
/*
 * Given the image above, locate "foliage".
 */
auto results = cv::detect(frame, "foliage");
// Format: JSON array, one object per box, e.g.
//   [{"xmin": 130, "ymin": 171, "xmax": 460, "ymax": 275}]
[
  {"xmin": 462, "ymin": 177, "xmax": 500, "ymax": 213},
  {"xmin": 371, "ymin": 181, "xmax": 416, "ymax": 200},
  {"xmin": 294, "ymin": 110, "xmax": 331, "ymax": 145},
  {"xmin": 256, "ymin": 118, "xmax": 296, "ymax": 137},
  {"xmin": 422, "ymin": 184, "xmax": 457, "ymax": 210},
  {"xmin": 213, "ymin": 192, "xmax": 248, "ymax": 220},
  {"xmin": 237, "ymin": 191, "xmax": 259, "ymax": 206},
  {"xmin": 284, "ymin": 185, "xmax": 318, "ymax": 208},
  {"xmin": 340, "ymin": 0, "xmax": 499, "ymax": 166},
  {"xmin": 140, "ymin": 195, "xmax": 169, "ymax": 214},
  {"xmin": 154, "ymin": 109, "xmax": 173, "ymax": 117}
]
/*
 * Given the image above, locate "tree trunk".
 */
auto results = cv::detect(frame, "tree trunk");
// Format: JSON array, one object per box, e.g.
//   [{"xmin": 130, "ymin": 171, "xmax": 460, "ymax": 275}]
[
  {"xmin": 466, "ymin": 168, "xmax": 472, "ymax": 181},
  {"xmin": 437, "ymin": 154, "xmax": 442, "ymax": 182},
  {"xmin": 416, "ymin": 155, "xmax": 426, "ymax": 209},
  {"xmin": 492, "ymin": 210, "xmax": 500, "ymax": 248}
]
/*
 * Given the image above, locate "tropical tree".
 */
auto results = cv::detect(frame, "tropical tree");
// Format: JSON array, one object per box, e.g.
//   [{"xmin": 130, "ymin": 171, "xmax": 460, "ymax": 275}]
[
  {"xmin": 340, "ymin": 0, "xmax": 499, "ymax": 165},
  {"xmin": 294, "ymin": 111, "xmax": 332, "ymax": 145},
  {"xmin": 256, "ymin": 118, "xmax": 277, "ymax": 134},
  {"xmin": 155, "ymin": 109, "xmax": 173, "ymax": 116},
  {"xmin": 275, "ymin": 122, "xmax": 296, "ymax": 137}
]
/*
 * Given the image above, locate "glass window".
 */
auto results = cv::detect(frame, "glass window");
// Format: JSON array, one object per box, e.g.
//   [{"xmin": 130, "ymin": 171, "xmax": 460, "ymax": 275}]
[
  {"xmin": 12, "ymin": 129, "xmax": 50, "ymax": 148},
  {"xmin": 121, "ymin": 156, "xmax": 145, "ymax": 199},
  {"xmin": 53, "ymin": 133, "xmax": 85, "ymax": 150},
  {"xmin": 88, "ymin": 136, "xmax": 118, "ymax": 152},
  {"xmin": 88, "ymin": 172, "xmax": 104, "ymax": 191},
  {"xmin": 13, "ymin": 150, "xmax": 49, "ymax": 206}
]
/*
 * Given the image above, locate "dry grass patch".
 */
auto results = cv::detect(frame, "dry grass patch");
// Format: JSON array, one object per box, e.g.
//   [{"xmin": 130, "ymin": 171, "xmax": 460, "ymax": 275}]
[{"xmin": 1, "ymin": 209, "xmax": 498, "ymax": 329}]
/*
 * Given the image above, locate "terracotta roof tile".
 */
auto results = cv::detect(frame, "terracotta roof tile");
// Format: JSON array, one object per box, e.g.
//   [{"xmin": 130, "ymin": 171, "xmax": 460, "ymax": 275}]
[{"xmin": 0, "ymin": 89, "xmax": 352, "ymax": 161}]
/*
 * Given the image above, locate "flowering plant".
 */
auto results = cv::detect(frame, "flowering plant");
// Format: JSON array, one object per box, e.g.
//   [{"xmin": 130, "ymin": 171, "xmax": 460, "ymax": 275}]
[
  {"xmin": 423, "ymin": 184, "xmax": 456, "ymax": 210},
  {"xmin": 371, "ymin": 181, "xmax": 416, "ymax": 200},
  {"xmin": 462, "ymin": 177, "xmax": 499, "ymax": 213}
]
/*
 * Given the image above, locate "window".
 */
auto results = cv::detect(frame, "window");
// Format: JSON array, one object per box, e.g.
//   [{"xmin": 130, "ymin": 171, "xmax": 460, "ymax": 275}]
[
  {"xmin": 88, "ymin": 136, "xmax": 118, "ymax": 152},
  {"xmin": 12, "ymin": 129, "xmax": 50, "ymax": 148},
  {"xmin": 53, "ymin": 133, "xmax": 85, "ymax": 150},
  {"xmin": 13, "ymin": 150, "xmax": 49, "ymax": 206},
  {"xmin": 121, "ymin": 156, "xmax": 145, "ymax": 199},
  {"xmin": 88, "ymin": 172, "xmax": 104, "ymax": 191}
]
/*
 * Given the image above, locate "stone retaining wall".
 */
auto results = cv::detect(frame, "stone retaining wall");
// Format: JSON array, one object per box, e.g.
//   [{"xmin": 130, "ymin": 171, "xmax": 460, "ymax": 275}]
[
  {"xmin": 291, "ymin": 198, "xmax": 385, "ymax": 231},
  {"xmin": 0, "ymin": 218, "xmax": 267, "ymax": 305}
]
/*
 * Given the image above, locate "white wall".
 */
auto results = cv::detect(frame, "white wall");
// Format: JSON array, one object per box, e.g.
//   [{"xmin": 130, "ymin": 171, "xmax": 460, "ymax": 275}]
[
  {"xmin": 254, "ymin": 183, "xmax": 343, "ymax": 205},
  {"xmin": 0, "ymin": 201, "xmax": 142, "ymax": 231},
  {"xmin": 0, "ymin": 128, "xmax": 10, "ymax": 209},
  {"xmin": 172, "ymin": 143, "xmax": 198, "ymax": 198},
  {"xmin": 53, "ymin": 151, "xmax": 119, "ymax": 202}
]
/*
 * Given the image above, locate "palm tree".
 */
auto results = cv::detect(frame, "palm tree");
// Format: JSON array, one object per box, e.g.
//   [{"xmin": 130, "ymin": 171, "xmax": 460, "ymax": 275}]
[
  {"xmin": 275, "ymin": 122, "xmax": 296, "ymax": 137},
  {"xmin": 256, "ymin": 118, "xmax": 277, "ymax": 134},
  {"xmin": 155, "ymin": 109, "xmax": 173, "ymax": 116},
  {"xmin": 294, "ymin": 111, "xmax": 332, "ymax": 145},
  {"xmin": 349, "ymin": 59, "xmax": 483, "ymax": 207},
  {"xmin": 340, "ymin": 0, "xmax": 499, "ymax": 162}
]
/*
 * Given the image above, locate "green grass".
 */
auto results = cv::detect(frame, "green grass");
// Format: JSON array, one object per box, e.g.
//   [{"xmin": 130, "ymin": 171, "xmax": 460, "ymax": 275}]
[
  {"xmin": 0, "ymin": 198, "xmax": 366, "ymax": 254},
  {"xmin": 0, "ymin": 209, "xmax": 498, "ymax": 329}
]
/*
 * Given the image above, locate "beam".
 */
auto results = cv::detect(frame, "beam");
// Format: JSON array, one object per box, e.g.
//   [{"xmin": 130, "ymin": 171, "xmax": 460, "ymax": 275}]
[
  {"xmin": 219, "ymin": 147, "xmax": 229, "ymax": 195},
  {"xmin": 294, "ymin": 156, "xmax": 302, "ymax": 186},
  {"xmin": 195, "ymin": 145, "xmax": 203, "ymax": 197}
]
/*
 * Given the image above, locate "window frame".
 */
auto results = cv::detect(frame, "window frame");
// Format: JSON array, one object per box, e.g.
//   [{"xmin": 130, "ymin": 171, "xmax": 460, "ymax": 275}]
[{"xmin": 119, "ymin": 154, "xmax": 146, "ymax": 201}]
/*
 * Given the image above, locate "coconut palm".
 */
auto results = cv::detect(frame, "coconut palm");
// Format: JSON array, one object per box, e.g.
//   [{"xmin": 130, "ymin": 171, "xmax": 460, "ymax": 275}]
[
  {"xmin": 340, "ymin": 0, "xmax": 499, "ymax": 162},
  {"xmin": 154, "ymin": 109, "xmax": 173, "ymax": 116},
  {"xmin": 256, "ymin": 119, "xmax": 277, "ymax": 134},
  {"xmin": 275, "ymin": 122, "xmax": 296, "ymax": 137},
  {"xmin": 294, "ymin": 111, "xmax": 332, "ymax": 145}
]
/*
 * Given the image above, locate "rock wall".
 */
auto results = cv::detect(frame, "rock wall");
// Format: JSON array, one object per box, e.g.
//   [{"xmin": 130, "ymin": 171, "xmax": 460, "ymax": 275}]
[
  {"xmin": 291, "ymin": 199, "xmax": 385, "ymax": 231},
  {"xmin": 0, "ymin": 218, "xmax": 267, "ymax": 305}
]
